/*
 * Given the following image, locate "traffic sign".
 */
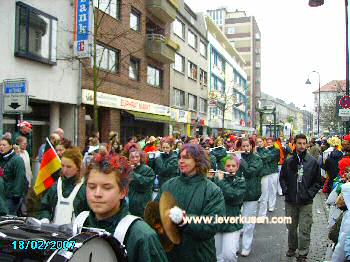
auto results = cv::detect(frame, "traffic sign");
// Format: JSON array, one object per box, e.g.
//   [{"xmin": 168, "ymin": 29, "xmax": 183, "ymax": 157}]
[
  {"xmin": 339, "ymin": 108, "xmax": 350, "ymax": 117},
  {"xmin": 342, "ymin": 116, "xmax": 350, "ymax": 121},
  {"xmin": 339, "ymin": 95, "xmax": 350, "ymax": 109},
  {"xmin": 2, "ymin": 79, "xmax": 28, "ymax": 113}
]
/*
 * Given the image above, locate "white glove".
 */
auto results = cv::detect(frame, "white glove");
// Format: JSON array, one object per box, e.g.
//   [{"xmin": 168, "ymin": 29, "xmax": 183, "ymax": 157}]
[{"xmin": 169, "ymin": 206, "xmax": 184, "ymax": 224}]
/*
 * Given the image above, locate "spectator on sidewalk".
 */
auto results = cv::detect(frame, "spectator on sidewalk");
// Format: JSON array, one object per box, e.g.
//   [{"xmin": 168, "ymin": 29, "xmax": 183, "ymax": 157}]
[
  {"xmin": 15, "ymin": 136, "xmax": 32, "ymax": 189},
  {"xmin": 308, "ymin": 138, "xmax": 321, "ymax": 160},
  {"xmin": 38, "ymin": 133, "xmax": 61, "ymax": 163},
  {"xmin": 13, "ymin": 121, "xmax": 33, "ymax": 158},
  {"xmin": 266, "ymin": 137, "xmax": 281, "ymax": 211},
  {"xmin": 280, "ymin": 134, "xmax": 322, "ymax": 262}
]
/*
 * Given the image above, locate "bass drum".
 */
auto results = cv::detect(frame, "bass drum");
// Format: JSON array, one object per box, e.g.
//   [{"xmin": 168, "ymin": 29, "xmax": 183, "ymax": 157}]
[{"xmin": 0, "ymin": 217, "xmax": 127, "ymax": 262}]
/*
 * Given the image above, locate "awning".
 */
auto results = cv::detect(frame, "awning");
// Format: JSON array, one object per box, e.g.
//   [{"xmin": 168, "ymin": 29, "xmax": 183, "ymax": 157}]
[{"xmin": 126, "ymin": 110, "xmax": 172, "ymax": 124}]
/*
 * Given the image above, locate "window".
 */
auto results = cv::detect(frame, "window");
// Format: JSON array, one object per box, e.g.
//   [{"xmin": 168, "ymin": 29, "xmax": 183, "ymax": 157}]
[
  {"xmin": 147, "ymin": 66, "xmax": 162, "ymax": 87},
  {"xmin": 200, "ymin": 69, "xmax": 208, "ymax": 86},
  {"xmin": 188, "ymin": 94, "xmax": 197, "ymax": 111},
  {"xmin": 199, "ymin": 41, "xmax": 207, "ymax": 58},
  {"xmin": 15, "ymin": 2, "xmax": 57, "ymax": 65},
  {"xmin": 187, "ymin": 61, "xmax": 198, "ymax": 80},
  {"xmin": 173, "ymin": 53, "xmax": 185, "ymax": 73},
  {"xmin": 174, "ymin": 89, "xmax": 185, "ymax": 107},
  {"xmin": 96, "ymin": 44, "xmax": 120, "ymax": 72},
  {"xmin": 199, "ymin": 98, "xmax": 207, "ymax": 113},
  {"xmin": 130, "ymin": 8, "xmax": 141, "ymax": 31},
  {"xmin": 213, "ymin": 51, "xmax": 225, "ymax": 72},
  {"xmin": 188, "ymin": 30, "xmax": 197, "ymax": 49},
  {"xmin": 173, "ymin": 18, "xmax": 185, "ymax": 39},
  {"xmin": 129, "ymin": 57, "xmax": 140, "ymax": 80},
  {"xmin": 211, "ymin": 75, "xmax": 225, "ymax": 93},
  {"xmin": 210, "ymin": 106, "xmax": 223, "ymax": 118},
  {"xmin": 93, "ymin": 0, "xmax": 121, "ymax": 19}
]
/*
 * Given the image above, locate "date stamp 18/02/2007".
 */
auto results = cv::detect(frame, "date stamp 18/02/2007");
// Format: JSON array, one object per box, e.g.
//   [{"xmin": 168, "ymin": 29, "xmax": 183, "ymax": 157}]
[{"xmin": 12, "ymin": 240, "xmax": 76, "ymax": 251}]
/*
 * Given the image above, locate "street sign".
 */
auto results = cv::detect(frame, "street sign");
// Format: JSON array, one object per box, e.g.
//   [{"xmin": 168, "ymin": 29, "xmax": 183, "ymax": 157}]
[
  {"xmin": 339, "ymin": 108, "xmax": 350, "ymax": 117},
  {"xmin": 342, "ymin": 116, "xmax": 350, "ymax": 121},
  {"xmin": 339, "ymin": 95, "xmax": 350, "ymax": 109},
  {"xmin": 2, "ymin": 79, "xmax": 28, "ymax": 113}
]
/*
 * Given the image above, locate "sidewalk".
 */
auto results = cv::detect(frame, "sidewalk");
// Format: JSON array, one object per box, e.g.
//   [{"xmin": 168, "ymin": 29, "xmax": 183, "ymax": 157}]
[{"xmin": 280, "ymin": 192, "xmax": 332, "ymax": 262}]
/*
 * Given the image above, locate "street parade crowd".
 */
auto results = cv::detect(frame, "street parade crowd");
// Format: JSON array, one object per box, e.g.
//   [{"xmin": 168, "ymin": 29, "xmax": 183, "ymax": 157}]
[{"xmin": 0, "ymin": 121, "xmax": 349, "ymax": 261}]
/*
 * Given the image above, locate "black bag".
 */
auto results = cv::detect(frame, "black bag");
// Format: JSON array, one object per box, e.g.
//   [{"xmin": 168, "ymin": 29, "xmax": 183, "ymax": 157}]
[{"xmin": 328, "ymin": 211, "xmax": 344, "ymax": 244}]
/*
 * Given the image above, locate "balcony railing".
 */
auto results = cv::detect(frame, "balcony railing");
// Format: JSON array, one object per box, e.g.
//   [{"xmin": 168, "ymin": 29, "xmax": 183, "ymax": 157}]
[
  {"xmin": 145, "ymin": 34, "xmax": 176, "ymax": 64},
  {"xmin": 146, "ymin": 0, "xmax": 178, "ymax": 24}
]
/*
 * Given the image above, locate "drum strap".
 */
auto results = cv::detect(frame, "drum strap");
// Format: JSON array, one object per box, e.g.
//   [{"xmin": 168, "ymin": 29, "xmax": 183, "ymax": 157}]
[
  {"xmin": 113, "ymin": 215, "xmax": 141, "ymax": 245},
  {"xmin": 72, "ymin": 211, "xmax": 90, "ymax": 235}
]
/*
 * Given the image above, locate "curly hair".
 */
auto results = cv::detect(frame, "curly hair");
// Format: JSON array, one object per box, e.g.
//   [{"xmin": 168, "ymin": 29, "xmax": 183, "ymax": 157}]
[
  {"xmin": 86, "ymin": 153, "xmax": 131, "ymax": 190},
  {"xmin": 180, "ymin": 144, "xmax": 210, "ymax": 175}
]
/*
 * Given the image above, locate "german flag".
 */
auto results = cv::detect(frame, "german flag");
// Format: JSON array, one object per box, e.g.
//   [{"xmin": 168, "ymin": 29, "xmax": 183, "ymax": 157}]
[{"xmin": 34, "ymin": 138, "xmax": 61, "ymax": 195}]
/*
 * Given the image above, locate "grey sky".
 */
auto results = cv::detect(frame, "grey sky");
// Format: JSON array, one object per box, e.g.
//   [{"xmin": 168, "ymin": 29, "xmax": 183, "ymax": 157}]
[{"xmin": 185, "ymin": 0, "xmax": 346, "ymax": 111}]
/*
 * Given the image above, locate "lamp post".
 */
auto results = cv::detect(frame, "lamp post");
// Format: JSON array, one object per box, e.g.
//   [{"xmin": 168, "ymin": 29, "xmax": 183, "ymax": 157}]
[{"xmin": 306, "ymin": 71, "xmax": 321, "ymax": 137}]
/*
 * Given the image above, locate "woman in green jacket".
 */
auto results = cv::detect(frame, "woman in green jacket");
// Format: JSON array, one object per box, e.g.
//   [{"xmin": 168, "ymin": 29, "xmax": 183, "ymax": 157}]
[
  {"xmin": 154, "ymin": 137, "xmax": 179, "ymax": 188},
  {"xmin": 0, "ymin": 137, "xmax": 26, "ymax": 215},
  {"xmin": 240, "ymin": 137, "xmax": 263, "ymax": 257},
  {"xmin": 37, "ymin": 148, "xmax": 89, "ymax": 224},
  {"xmin": 211, "ymin": 138, "xmax": 227, "ymax": 171},
  {"xmin": 0, "ymin": 176, "xmax": 8, "ymax": 215},
  {"xmin": 128, "ymin": 149, "xmax": 155, "ymax": 217},
  {"xmin": 156, "ymin": 144, "xmax": 225, "ymax": 262},
  {"xmin": 213, "ymin": 155, "xmax": 246, "ymax": 262},
  {"xmin": 73, "ymin": 153, "xmax": 168, "ymax": 262}
]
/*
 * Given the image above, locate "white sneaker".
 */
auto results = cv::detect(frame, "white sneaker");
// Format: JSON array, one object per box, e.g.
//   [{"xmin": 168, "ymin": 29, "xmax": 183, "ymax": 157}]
[{"xmin": 241, "ymin": 250, "xmax": 250, "ymax": 257}]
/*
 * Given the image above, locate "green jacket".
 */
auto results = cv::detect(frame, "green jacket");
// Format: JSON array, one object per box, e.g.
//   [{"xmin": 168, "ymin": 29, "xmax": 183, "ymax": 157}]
[
  {"xmin": 128, "ymin": 164, "xmax": 155, "ymax": 217},
  {"xmin": 13, "ymin": 131, "xmax": 33, "ymax": 158},
  {"xmin": 156, "ymin": 173, "xmax": 225, "ymax": 262},
  {"xmin": 0, "ymin": 177, "xmax": 8, "ymax": 215},
  {"xmin": 214, "ymin": 172, "xmax": 246, "ymax": 232},
  {"xmin": 209, "ymin": 154, "xmax": 217, "ymax": 171},
  {"xmin": 0, "ymin": 150, "xmax": 27, "ymax": 199},
  {"xmin": 211, "ymin": 147, "xmax": 227, "ymax": 171},
  {"xmin": 37, "ymin": 175, "xmax": 88, "ymax": 221},
  {"xmin": 240, "ymin": 152, "xmax": 263, "ymax": 201},
  {"xmin": 256, "ymin": 147, "xmax": 271, "ymax": 177},
  {"xmin": 154, "ymin": 152, "xmax": 179, "ymax": 187},
  {"xmin": 267, "ymin": 146, "xmax": 280, "ymax": 174},
  {"xmin": 82, "ymin": 200, "xmax": 168, "ymax": 262}
]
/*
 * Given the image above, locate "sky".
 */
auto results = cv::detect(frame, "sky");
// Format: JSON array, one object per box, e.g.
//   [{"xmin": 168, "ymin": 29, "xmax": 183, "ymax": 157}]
[{"xmin": 185, "ymin": 0, "xmax": 346, "ymax": 111}]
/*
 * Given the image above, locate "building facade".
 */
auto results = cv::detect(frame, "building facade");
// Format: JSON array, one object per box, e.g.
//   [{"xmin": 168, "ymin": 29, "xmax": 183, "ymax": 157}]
[
  {"xmin": 205, "ymin": 16, "xmax": 253, "ymax": 136},
  {"xmin": 80, "ymin": 0, "xmax": 179, "ymax": 145},
  {"xmin": 207, "ymin": 8, "xmax": 261, "ymax": 129},
  {"xmin": 169, "ymin": 2, "xmax": 209, "ymax": 137},
  {"xmin": 0, "ymin": 0, "xmax": 80, "ymax": 157}
]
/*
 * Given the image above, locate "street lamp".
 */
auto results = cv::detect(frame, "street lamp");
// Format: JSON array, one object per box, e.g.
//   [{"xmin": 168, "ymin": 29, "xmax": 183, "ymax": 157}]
[{"xmin": 306, "ymin": 71, "xmax": 321, "ymax": 137}]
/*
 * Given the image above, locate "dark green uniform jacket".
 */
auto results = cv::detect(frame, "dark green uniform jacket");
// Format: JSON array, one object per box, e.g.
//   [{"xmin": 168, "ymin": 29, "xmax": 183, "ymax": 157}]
[
  {"xmin": 82, "ymin": 200, "xmax": 168, "ymax": 262},
  {"xmin": 37, "ymin": 175, "xmax": 88, "ymax": 221},
  {"xmin": 13, "ymin": 131, "xmax": 33, "ymax": 158},
  {"xmin": 241, "ymin": 152, "xmax": 263, "ymax": 202},
  {"xmin": 256, "ymin": 147, "xmax": 271, "ymax": 177},
  {"xmin": 209, "ymin": 154, "xmax": 217, "ymax": 171},
  {"xmin": 128, "ymin": 164, "xmax": 155, "ymax": 217},
  {"xmin": 214, "ymin": 172, "xmax": 246, "ymax": 232},
  {"xmin": 0, "ymin": 177, "xmax": 8, "ymax": 215},
  {"xmin": 156, "ymin": 173, "xmax": 225, "ymax": 262},
  {"xmin": 212, "ymin": 147, "xmax": 227, "ymax": 171},
  {"xmin": 154, "ymin": 152, "xmax": 179, "ymax": 187},
  {"xmin": 267, "ymin": 146, "xmax": 280, "ymax": 174},
  {"xmin": 0, "ymin": 149, "xmax": 27, "ymax": 200}
]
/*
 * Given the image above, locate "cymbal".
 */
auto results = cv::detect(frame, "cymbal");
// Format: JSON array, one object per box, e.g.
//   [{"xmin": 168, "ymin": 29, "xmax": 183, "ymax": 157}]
[{"xmin": 160, "ymin": 191, "xmax": 181, "ymax": 245}]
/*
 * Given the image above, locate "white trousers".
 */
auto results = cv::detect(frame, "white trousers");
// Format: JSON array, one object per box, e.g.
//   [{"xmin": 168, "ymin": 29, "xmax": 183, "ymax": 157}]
[
  {"xmin": 258, "ymin": 175, "xmax": 269, "ymax": 217},
  {"xmin": 277, "ymin": 165, "xmax": 283, "ymax": 195},
  {"xmin": 268, "ymin": 173, "xmax": 279, "ymax": 209},
  {"xmin": 215, "ymin": 231, "xmax": 240, "ymax": 262},
  {"xmin": 241, "ymin": 201, "xmax": 258, "ymax": 252}
]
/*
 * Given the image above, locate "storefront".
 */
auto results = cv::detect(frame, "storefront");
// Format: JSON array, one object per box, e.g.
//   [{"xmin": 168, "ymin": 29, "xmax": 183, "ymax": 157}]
[{"xmin": 170, "ymin": 108, "xmax": 192, "ymax": 136}]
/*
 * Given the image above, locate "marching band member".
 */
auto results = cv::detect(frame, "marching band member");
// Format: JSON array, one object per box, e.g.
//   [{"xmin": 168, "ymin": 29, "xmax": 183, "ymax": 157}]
[
  {"xmin": 73, "ymin": 153, "xmax": 168, "ymax": 262},
  {"xmin": 211, "ymin": 138, "xmax": 227, "ymax": 171},
  {"xmin": 0, "ymin": 176, "xmax": 8, "ymax": 215},
  {"xmin": 128, "ymin": 148, "xmax": 155, "ymax": 218},
  {"xmin": 154, "ymin": 137, "xmax": 179, "ymax": 188},
  {"xmin": 38, "ymin": 148, "xmax": 89, "ymax": 224},
  {"xmin": 202, "ymin": 142, "xmax": 217, "ymax": 171},
  {"xmin": 156, "ymin": 144, "xmax": 225, "ymax": 262},
  {"xmin": 240, "ymin": 138, "xmax": 263, "ymax": 257},
  {"xmin": 213, "ymin": 155, "xmax": 246, "ymax": 262}
]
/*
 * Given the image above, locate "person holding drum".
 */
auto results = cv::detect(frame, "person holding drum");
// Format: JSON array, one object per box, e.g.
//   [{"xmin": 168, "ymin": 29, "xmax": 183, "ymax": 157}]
[
  {"xmin": 239, "ymin": 137, "xmax": 263, "ymax": 257},
  {"xmin": 128, "ymin": 148, "xmax": 155, "ymax": 218},
  {"xmin": 213, "ymin": 155, "xmax": 246, "ymax": 262},
  {"xmin": 38, "ymin": 148, "xmax": 89, "ymax": 225},
  {"xmin": 154, "ymin": 137, "xmax": 179, "ymax": 188},
  {"xmin": 0, "ymin": 137, "xmax": 27, "ymax": 215},
  {"xmin": 74, "ymin": 153, "xmax": 168, "ymax": 262},
  {"xmin": 156, "ymin": 144, "xmax": 225, "ymax": 262}
]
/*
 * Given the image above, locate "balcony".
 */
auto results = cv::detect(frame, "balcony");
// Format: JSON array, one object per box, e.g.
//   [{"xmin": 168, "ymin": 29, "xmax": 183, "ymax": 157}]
[
  {"xmin": 146, "ymin": 0, "xmax": 179, "ymax": 24},
  {"xmin": 146, "ymin": 34, "xmax": 177, "ymax": 64}
]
